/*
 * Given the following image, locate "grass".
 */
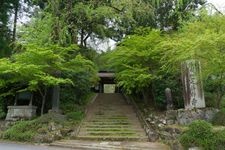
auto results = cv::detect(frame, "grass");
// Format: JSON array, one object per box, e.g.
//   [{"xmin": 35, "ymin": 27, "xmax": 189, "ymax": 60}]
[
  {"xmin": 2, "ymin": 120, "xmax": 37, "ymax": 142},
  {"xmin": 1, "ymin": 112, "xmax": 82, "ymax": 142},
  {"xmin": 66, "ymin": 111, "xmax": 84, "ymax": 121}
]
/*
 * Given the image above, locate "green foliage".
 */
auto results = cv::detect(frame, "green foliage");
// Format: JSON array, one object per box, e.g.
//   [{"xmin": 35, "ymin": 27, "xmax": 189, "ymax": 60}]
[
  {"xmin": 0, "ymin": 1, "xmax": 14, "ymax": 57},
  {"xmin": 3, "ymin": 120, "xmax": 36, "ymax": 141},
  {"xmin": 0, "ymin": 43, "xmax": 98, "ymax": 95},
  {"xmin": 180, "ymin": 120, "xmax": 215, "ymax": 149},
  {"xmin": 66, "ymin": 111, "xmax": 84, "ymax": 121},
  {"xmin": 0, "ymin": 45, "xmax": 71, "ymax": 96},
  {"xmin": 107, "ymin": 28, "xmax": 183, "ymax": 107},
  {"xmin": 214, "ymin": 130, "xmax": 225, "ymax": 150},
  {"xmin": 212, "ymin": 109, "xmax": 225, "ymax": 126},
  {"xmin": 60, "ymin": 87, "xmax": 94, "ymax": 123},
  {"xmin": 108, "ymin": 30, "xmax": 162, "ymax": 94},
  {"xmin": 36, "ymin": 113, "xmax": 67, "ymax": 124},
  {"xmin": 159, "ymin": 14, "xmax": 225, "ymax": 108},
  {"xmin": 0, "ymin": 43, "xmax": 98, "ymax": 115},
  {"xmin": 19, "ymin": 13, "xmax": 56, "ymax": 46},
  {"xmin": 0, "ymin": 97, "xmax": 6, "ymax": 119},
  {"xmin": 155, "ymin": 0, "xmax": 206, "ymax": 30},
  {"xmin": 154, "ymin": 73, "xmax": 183, "ymax": 108},
  {"xmin": 180, "ymin": 120, "xmax": 225, "ymax": 150},
  {"xmin": 2, "ymin": 105, "xmax": 86, "ymax": 142}
]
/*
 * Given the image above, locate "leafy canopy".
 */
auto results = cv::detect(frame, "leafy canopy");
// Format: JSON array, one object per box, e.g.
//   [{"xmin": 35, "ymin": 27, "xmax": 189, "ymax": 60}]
[{"xmin": 108, "ymin": 29, "xmax": 162, "ymax": 94}]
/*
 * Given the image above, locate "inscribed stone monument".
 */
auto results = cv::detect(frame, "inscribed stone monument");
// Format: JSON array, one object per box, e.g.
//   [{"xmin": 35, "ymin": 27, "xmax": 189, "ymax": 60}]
[
  {"xmin": 181, "ymin": 60, "xmax": 205, "ymax": 110},
  {"xmin": 165, "ymin": 88, "xmax": 173, "ymax": 110}
]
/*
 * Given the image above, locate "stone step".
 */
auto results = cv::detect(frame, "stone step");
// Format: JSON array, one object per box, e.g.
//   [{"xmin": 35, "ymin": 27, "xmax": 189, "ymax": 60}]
[
  {"xmin": 86, "ymin": 120, "xmax": 130, "ymax": 123},
  {"xmin": 51, "ymin": 140, "xmax": 169, "ymax": 150},
  {"xmin": 88, "ymin": 118, "xmax": 139, "ymax": 122},
  {"xmin": 76, "ymin": 135, "xmax": 149, "ymax": 141},
  {"xmin": 82, "ymin": 123, "xmax": 142, "ymax": 128},
  {"xmin": 83, "ymin": 128, "xmax": 145, "ymax": 132},
  {"xmin": 79, "ymin": 130, "xmax": 146, "ymax": 134},
  {"xmin": 80, "ymin": 132, "xmax": 145, "ymax": 136},
  {"xmin": 77, "ymin": 93, "xmax": 147, "ymax": 141},
  {"xmin": 82, "ymin": 122, "xmax": 132, "ymax": 125},
  {"xmin": 83, "ymin": 124, "xmax": 141, "ymax": 128},
  {"xmin": 92, "ymin": 114, "xmax": 137, "ymax": 117}
]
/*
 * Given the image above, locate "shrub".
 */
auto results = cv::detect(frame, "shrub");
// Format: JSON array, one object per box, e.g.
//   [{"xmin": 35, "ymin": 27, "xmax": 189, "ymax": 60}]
[
  {"xmin": 212, "ymin": 108, "xmax": 225, "ymax": 126},
  {"xmin": 180, "ymin": 120, "xmax": 215, "ymax": 150},
  {"xmin": 214, "ymin": 130, "xmax": 225, "ymax": 150},
  {"xmin": 66, "ymin": 111, "xmax": 84, "ymax": 121},
  {"xmin": 0, "ymin": 97, "xmax": 6, "ymax": 119},
  {"xmin": 0, "ymin": 111, "xmax": 6, "ymax": 119},
  {"xmin": 36, "ymin": 113, "xmax": 66, "ymax": 123},
  {"xmin": 3, "ymin": 121, "xmax": 36, "ymax": 141}
]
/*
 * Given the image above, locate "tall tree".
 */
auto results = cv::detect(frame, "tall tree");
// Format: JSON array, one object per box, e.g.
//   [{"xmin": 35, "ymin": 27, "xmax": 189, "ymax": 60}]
[
  {"xmin": 0, "ymin": 0, "xmax": 13, "ymax": 57},
  {"xmin": 155, "ymin": 0, "xmax": 207, "ymax": 30},
  {"xmin": 159, "ymin": 14, "xmax": 225, "ymax": 108}
]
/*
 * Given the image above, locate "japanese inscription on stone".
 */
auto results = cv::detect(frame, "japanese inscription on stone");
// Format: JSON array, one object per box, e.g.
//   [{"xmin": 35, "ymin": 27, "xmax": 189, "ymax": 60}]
[{"xmin": 181, "ymin": 60, "xmax": 205, "ymax": 110}]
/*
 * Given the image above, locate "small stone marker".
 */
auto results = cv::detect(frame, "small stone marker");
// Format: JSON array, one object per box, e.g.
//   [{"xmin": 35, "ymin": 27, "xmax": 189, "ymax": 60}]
[
  {"xmin": 165, "ymin": 88, "xmax": 173, "ymax": 110},
  {"xmin": 181, "ymin": 59, "xmax": 205, "ymax": 110}
]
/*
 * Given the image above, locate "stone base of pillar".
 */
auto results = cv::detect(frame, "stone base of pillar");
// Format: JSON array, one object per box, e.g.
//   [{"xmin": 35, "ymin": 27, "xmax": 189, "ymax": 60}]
[
  {"xmin": 166, "ymin": 108, "xmax": 219, "ymax": 125},
  {"xmin": 48, "ymin": 109, "xmax": 62, "ymax": 114}
]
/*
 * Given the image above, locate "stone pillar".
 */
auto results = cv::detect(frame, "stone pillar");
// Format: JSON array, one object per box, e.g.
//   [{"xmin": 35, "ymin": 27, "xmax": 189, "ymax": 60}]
[
  {"xmin": 52, "ymin": 85, "xmax": 60, "ymax": 112},
  {"xmin": 52, "ymin": 71, "xmax": 61, "ymax": 112},
  {"xmin": 165, "ymin": 88, "xmax": 173, "ymax": 110},
  {"xmin": 181, "ymin": 60, "xmax": 205, "ymax": 110}
]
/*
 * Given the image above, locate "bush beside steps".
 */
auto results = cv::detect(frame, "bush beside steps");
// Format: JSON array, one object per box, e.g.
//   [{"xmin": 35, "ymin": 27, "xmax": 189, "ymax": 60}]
[
  {"xmin": 0, "ymin": 112, "xmax": 83, "ymax": 143},
  {"xmin": 180, "ymin": 120, "xmax": 225, "ymax": 150}
]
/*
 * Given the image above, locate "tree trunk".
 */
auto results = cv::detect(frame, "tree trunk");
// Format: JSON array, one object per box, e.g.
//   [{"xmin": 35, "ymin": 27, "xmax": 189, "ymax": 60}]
[
  {"xmin": 66, "ymin": 0, "xmax": 78, "ymax": 44},
  {"xmin": 80, "ymin": 29, "xmax": 84, "ymax": 46},
  {"xmin": 12, "ymin": 1, "xmax": 19, "ymax": 42},
  {"xmin": 83, "ymin": 33, "xmax": 91, "ymax": 48},
  {"xmin": 41, "ymin": 88, "xmax": 47, "ymax": 115},
  {"xmin": 29, "ymin": 93, "xmax": 33, "ymax": 106},
  {"xmin": 142, "ymin": 85, "xmax": 155, "ymax": 106}
]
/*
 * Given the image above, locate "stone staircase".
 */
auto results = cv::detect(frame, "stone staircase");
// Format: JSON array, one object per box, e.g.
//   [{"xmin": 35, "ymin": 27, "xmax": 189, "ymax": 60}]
[
  {"xmin": 51, "ymin": 93, "xmax": 169, "ymax": 150},
  {"xmin": 77, "ymin": 93, "xmax": 148, "ymax": 141}
]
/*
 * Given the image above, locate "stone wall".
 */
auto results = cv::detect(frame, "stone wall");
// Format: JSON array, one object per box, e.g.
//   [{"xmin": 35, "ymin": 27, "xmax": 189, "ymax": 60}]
[
  {"xmin": 166, "ymin": 108, "xmax": 219, "ymax": 125},
  {"xmin": 6, "ymin": 105, "xmax": 37, "ymax": 121}
]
